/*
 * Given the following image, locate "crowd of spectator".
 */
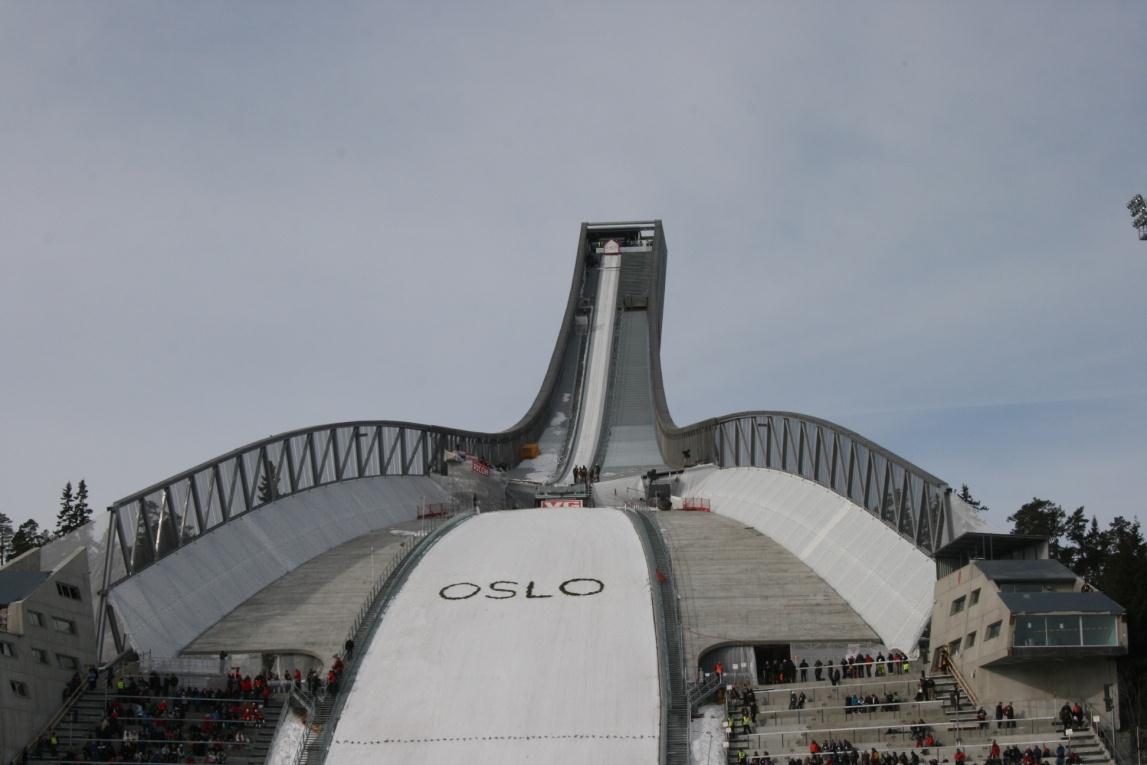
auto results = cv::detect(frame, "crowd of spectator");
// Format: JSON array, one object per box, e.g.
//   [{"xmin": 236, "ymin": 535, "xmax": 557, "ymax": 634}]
[
  {"xmin": 845, "ymin": 693, "xmax": 907, "ymax": 716},
  {"xmin": 734, "ymin": 741, "xmax": 937, "ymax": 765},
  {"xmin": 34, "ymin": 671, "xmax": 274, "ymax": 765}
]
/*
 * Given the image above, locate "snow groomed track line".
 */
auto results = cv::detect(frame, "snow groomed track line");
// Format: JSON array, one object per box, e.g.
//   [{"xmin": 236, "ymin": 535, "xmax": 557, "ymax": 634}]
[
  {"xmin": 560, "ymin": 253, "xmax": 621, "ymax": 484},
  {"xmin": 326, "ymin": 508, "xmax": 660, "ymax": 765}
]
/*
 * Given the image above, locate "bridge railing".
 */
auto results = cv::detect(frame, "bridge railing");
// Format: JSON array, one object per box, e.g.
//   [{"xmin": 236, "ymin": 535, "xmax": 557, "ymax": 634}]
[
  {"xmin": 99, "ymin": 420, "xmax": 519, "ymax": 587},
  {"xmin": 94, "ymin": 420, "xmax": 525, "ymax": 654},
  {"xmin": 654, "ymin": 411, "xmax": 953, "ymax": 553}
]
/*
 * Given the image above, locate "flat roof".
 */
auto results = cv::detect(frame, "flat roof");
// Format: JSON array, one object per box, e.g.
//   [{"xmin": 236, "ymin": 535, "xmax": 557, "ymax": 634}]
[
  {"xmin": 934, "ymin": 532, "xmax": 1048, "ymax": 562},
  {"xmin": 975, "ymin": 559, "xmax": 1077, "ymax": 583},
  {"xmin": 1000, "ymin": 591, "xmax": 1125, "ymax": 615},
  {"xmin": 0, "ymin": 571, "xmax": 50, "ymax": 606}
]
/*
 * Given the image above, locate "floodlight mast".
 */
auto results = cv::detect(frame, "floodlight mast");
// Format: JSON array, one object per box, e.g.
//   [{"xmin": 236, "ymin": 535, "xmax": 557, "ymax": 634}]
[{"xmin": 1128, "ymin": 194, "xmax": 1147, "ymax": 241}]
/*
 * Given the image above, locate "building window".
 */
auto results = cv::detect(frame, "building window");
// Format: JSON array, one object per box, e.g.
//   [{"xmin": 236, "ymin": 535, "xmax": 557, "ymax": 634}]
[
  {"xmin": 31, "ymin": 647, "xmax": 48, "ymax": 664},
  {"xmin": 52, "ymin": 617, "xmax": 76, "ymax": 635},
  {"xmin": 1011, "ymin": 614, "xmax": 1120, "ymax": 648},
  {"xmin": 56, "ymin": 582, "xmax": 82, "ymax": 601},
  {"xmin": 10, "ymin": 680, "xmax": 29, "ymax": 698},
  {"xmin": 0, "ymin": 606, "xmax": 7, "ymax": 632},
  {"xmin": 947, "ymin": 637, "xmax": 962, "ymax": 655},
  {"xmin": 27, "ymin": 610, "xmax": 44, "ymax": 628},
  {"xmin": 950, "ymin": 596, "xmax": 966, "ymax": 615},
  {"xmin": 1081, "ymin": 615, "xmax": 1118, "ymax": 646},
  {"xmin": 965, "ymin": 631, "xmax": 977, "ymax": 648},
  {"xmin": 56, "ymin": 654, "xmax": 79, "ymax": 671},
  {"xmin": 0, "ymin": 641, "xmax": 15, "ymax": 658},
  {"xmin": 986, "ymin": 621, "xmax": 1002, "ymax": 640},
  {"xmin": 1015, "ymin": 616, "xmax": 1047, "ymax": 646},
  {"xmin": 970, "ymin": 588, "xmax": 981, "ymax": 606}
]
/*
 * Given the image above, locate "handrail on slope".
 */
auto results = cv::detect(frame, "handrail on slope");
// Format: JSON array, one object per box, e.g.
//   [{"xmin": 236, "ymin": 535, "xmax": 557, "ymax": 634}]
[
  {"xmin": 304, "ymin": 512, "xmax": 473, "ymax": 765},
  {"xmin": 626, "ymin": 508, "xmax": 689, "ymax": 765}
]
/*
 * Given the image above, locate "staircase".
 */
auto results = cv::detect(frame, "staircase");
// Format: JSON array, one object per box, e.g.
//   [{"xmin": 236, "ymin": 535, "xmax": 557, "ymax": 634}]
[
  {"xmin": 295, "ymin": 693, "xmax": 337, "ymax": 765},
  {"xmin": 931, "ymin": 674, "xmax": 982, "ymax": 734}
]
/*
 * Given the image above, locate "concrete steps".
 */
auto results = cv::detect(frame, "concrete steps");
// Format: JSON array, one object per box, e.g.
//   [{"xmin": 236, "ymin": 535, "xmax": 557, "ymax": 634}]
[{"xmin": 26, "ymin": 681, "xmax": 284, "ymax": 765}]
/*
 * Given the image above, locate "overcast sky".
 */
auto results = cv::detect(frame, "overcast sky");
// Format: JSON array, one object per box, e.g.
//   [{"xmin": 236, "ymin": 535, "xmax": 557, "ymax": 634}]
[{"xmin": 2, "ymin": 2, "xmax": 1145, "ymax": 537}]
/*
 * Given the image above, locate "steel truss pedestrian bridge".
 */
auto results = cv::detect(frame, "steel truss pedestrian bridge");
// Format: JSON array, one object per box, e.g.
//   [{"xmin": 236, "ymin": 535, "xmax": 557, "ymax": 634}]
[{"xmin": 91, "ymin": 221, "xmax": 985, "ymax": 765}]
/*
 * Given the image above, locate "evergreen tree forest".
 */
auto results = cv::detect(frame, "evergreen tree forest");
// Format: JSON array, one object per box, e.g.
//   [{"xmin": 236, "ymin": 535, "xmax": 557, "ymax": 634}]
[
  {"xmin": 0, "ymin": 479, "xmax": 93, "ymax": 564},
  {"xmin": 1008, "ymin": 497, "xmax": 1147, "ymax": 732}
]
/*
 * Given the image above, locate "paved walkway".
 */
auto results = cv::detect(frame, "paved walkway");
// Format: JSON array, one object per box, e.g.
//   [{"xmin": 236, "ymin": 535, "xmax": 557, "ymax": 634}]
[
  {"xmin": 656, "ymin": 511, "xmax": 878, "ymax": 667},
  {"xmin": 183, "ymin": 519, "xmax": 434, "ymax": 662}
]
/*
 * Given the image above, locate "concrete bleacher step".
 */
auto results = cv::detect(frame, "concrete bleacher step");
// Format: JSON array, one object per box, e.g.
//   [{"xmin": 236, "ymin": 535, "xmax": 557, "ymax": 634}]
[
  {"xmin": 26, "ymin": 682, "xmax": 287, "ymax": 765},
  {"xmin": 723, "ymin": 725, "xmax": 1112, "ymax": 765}
]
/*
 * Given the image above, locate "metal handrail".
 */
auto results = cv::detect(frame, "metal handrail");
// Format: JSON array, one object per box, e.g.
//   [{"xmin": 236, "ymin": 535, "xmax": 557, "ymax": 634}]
[
  {"xmin": 305, "ymin": 512, "xmax": 473, "ymax": 765},
  {"xmin": 24, "ymin": 649, "xmax": 134, "ymax": 758},
  {"xmin": 940, "ymin": 650, "xmax": 979, "ymax": 708},
  {"xmin": 337, "ymin": 510, "xmax": 455, "ymax": 658},
  {"xmin": 1082, "ymin": 699, "xmax": 1119, "ymax": 765}
]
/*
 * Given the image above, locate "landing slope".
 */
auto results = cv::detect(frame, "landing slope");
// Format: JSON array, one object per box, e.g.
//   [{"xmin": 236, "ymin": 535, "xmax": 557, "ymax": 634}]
[{"xmin": 327, "ymin": 508, "xmax": 660, "ymax": 765}]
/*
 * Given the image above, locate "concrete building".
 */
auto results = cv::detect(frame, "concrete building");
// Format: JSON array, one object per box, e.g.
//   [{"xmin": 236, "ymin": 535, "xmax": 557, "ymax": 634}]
[
  {"xmin": 930, "ymin": 533, "xmax": 1127, "ymax": 720},
  {"xmin": 0, "ymin": 547, "xmax": 98, "ymax": 765}
]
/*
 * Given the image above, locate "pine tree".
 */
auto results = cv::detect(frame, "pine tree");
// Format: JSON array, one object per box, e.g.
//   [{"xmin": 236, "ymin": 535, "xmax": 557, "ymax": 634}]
[
  {"xmin": 10, "ymin": 519, "xmax": 47, "ymax": 558},
  {"xmin": 957, "ymin": 484, "xmax": 990, "ymax": 513},
  {"xmin": 0, "ymin": 512, "xmax": 13, "ymax": 564},
  {"xmin": 55, "ymin": 481, "xmax": 76, "ymax": 537},
  {"xmin": 257, "ymin": 457, "xmax": 279, "ymax": 504},
  {"xmin": 1007, "ymin": 498, "xmax": 1070, "ymax": 564},
  {"xmin": 73, "ymin": 479, "xmax": 92, "ymax": 529}
]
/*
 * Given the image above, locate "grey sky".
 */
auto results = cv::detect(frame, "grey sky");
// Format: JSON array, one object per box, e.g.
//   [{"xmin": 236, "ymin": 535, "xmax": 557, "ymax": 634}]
[{"xmin": 2, "ymin": 2, "xmax": 1145, "ymax": 535}]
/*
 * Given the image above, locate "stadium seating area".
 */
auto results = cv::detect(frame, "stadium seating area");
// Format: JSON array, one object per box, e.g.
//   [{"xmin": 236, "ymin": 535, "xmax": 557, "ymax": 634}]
[
  {"xmin": 24, "ymin": 672, "xmax": 287, "ymax": 765},
  {"xmin": 719, "ymin": 673, "xmax": 1106, "ymax": 765}
]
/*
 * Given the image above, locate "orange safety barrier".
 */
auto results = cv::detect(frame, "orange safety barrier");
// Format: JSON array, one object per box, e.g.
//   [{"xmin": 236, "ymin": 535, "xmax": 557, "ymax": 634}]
[{"xmin": 681, "ymin": 497, "xmax": 711, "ymax": 512}]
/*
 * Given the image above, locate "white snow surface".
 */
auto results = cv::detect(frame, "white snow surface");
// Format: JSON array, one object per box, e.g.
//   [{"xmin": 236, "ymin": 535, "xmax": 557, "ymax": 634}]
[
  {"xmin": 561, "ymin": 255, "xmax": 621, "ymax": 483},
  {"xmin": 690, "ymin": 704, "xmax": 728, "ymax": 765},
  {"xmin": 327, "ymin": 508, "xmax": 660, "ymax": 765},
  {"xmin": 267, "ymin": 708, "xmax": 308, "ymax": 765},
  {"xmin": 517, "ymin": 406, "xmax": 569, "ymax": 482}
]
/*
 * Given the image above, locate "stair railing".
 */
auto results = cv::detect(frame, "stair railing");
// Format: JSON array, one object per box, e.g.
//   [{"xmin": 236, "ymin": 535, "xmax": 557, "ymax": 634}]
[
  {"xmin": 937, "ymin": 647, "xmax": 978, "ymax": 708},
  {"xmin": 1082, "ymin": 699, "xmax": 1119, "ymax": 765},
  {"xmin": 23, "ymin": 648, "xmax": 135, "ymax": 760}
]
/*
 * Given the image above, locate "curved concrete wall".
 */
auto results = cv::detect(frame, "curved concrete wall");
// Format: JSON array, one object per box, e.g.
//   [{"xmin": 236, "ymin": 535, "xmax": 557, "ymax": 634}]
[
  {"xmin": 108, "ymin": 476, "xmax": 449, "ymax": 658},
  {"xmin": 681, "ymin": 467, "xmax": 934, "ymax": 654}
]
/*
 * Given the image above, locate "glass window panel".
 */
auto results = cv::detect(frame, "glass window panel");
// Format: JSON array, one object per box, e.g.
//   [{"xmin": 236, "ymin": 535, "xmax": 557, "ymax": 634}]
[
  {"xmin": 986, "ymin": 621, "xmax": 1002, "ymax": 640},
  {"xmin": 1046, "ymin": 616, "xmax": 1081, "ymax": 646},
  {"xmin": 1014, "ymin": 616, "xmax": 1047, "ymax": 646},
  {"xmin": 970, "ymin": 589, "xmax": 981, "ymax": 606},
  {"xmin": 1081, "ymin": 615, "xmax": 1117, "ymax": 646},
  {"xmin": 950, "ymin": 596, "xmax": 966, "ymax": 615}
]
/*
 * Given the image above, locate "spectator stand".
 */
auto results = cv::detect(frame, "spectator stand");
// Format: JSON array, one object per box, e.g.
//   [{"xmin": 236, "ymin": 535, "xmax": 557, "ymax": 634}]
[
  {"xmin": 717, "ymin": 669, "xmax": 1110, "ymax": 765},
  {"xmin": 25, "ymin": 669, "xmax": 288, "ymax": 765}
]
